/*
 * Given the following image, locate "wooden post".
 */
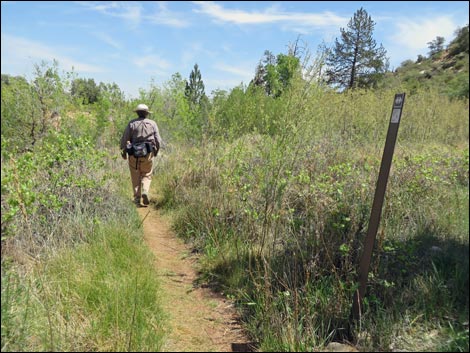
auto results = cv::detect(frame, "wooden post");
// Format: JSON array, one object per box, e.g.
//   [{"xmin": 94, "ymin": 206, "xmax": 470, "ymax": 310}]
[{"xmin": 351, "ymin": 93, "xmax": 405, "ymax": 320}]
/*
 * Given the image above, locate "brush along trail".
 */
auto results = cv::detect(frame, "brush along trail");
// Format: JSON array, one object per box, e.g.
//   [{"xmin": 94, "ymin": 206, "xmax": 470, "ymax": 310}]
[{"xmin": 137, "ymin": 205, "xmax": 254, "ymax": 352}]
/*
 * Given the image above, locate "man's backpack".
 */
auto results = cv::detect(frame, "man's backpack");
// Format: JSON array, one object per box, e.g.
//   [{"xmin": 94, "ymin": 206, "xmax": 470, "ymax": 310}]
[{"xmin": 130, "ymin": 142, "xmax": 150, "ymax": 158}]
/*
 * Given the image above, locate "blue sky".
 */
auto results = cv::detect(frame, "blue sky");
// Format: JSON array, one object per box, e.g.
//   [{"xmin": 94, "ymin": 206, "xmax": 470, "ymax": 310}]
[{"xmin": 2, "ymin": 1, "xmax": 469, "ymax": 99}]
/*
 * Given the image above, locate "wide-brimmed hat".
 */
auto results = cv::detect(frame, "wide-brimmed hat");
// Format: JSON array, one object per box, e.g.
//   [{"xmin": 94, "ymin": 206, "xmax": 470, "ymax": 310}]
[{"xmin": 134, "ymin": 103, "xmax": 152, "ymax": 114}]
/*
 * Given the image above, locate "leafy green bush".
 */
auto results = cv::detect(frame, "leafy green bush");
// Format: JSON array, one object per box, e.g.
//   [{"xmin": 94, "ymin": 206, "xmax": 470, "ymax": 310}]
[
  {"xmin": 1, "ymin": 130, "xmax": 111, "ymax": 254},
  {"xmin": 156, "ymin": 83, "xmax": 469, "ymax": 351}
]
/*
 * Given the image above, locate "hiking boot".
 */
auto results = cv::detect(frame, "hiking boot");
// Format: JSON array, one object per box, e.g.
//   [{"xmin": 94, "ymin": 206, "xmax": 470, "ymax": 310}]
[
  {"xmin": 142, "ymin": 193, "xmax": 150, "ymax": 206},
  {"xmin": 134, "ymin": 197, "xmax": 141, "ymax": 206}
]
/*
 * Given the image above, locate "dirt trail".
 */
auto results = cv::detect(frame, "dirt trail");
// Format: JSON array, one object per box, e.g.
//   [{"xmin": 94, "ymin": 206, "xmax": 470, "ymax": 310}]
[{"xmin": 137, "ymin": 206, "xmax": 254, "ymax": 352}]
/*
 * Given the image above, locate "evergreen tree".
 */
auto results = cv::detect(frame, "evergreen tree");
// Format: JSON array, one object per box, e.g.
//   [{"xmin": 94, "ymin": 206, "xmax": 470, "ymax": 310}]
[
  {"xmin": 326, "ymin": 7, "xmax": 388, "ymax": 90},
  {"xmin": 427, "ymin": 36, "xmax": 445, "ymax": 57},
  {"xmin": 185, "ymin": 63, "xmax": 206, "ymax": 107},
  {"xmin": 252, "ymin": 61, "xmax": 266, "ymax": 88},
  {"xmin": 250, "ymin": 50, "xmax": 278, "ymax": 95}
]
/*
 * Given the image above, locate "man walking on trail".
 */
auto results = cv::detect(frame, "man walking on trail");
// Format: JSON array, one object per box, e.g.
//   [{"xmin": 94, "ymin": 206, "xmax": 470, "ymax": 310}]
[{"xmin": 120, "ymin": 103, "xmax": 162, "ymax": 207}]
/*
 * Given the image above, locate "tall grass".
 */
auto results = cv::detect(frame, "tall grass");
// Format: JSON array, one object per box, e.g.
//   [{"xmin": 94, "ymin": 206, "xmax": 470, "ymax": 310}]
[
  {"xmin": 2, "ymin": 58, "xmax": 468, "ymax": 351},
  {"xmin": 155, "ymin": 86, "xmax": 469, "ymax": 351},
  {"xmin": 1, "ymin": 130, "xmax": 166, "ymax": 351},
  {"xmin": 2, "ymin": 222, "xmax": 165, "ymax": 352}
]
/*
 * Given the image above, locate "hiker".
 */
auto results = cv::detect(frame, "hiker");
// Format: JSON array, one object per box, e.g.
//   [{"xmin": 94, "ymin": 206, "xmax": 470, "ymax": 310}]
[{"xmin": 120, "ymin": 103, "xmax": 162, "ymax": 206}]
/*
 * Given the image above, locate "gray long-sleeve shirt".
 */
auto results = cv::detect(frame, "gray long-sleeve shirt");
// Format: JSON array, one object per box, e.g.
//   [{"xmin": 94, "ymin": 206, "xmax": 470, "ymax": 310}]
[{"xmin": 120, "ymin": 117, "xmax": 163, "ymax": 152}]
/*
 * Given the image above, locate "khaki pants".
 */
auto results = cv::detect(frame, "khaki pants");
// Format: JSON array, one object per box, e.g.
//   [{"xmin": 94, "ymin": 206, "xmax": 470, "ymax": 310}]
[{"xmin": 128, "ymin": 153, "xmax": 154, "ymax": 199}]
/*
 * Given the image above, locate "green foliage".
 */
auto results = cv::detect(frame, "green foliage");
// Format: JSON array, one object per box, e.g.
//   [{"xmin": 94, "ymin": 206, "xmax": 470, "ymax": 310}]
[
  {"xmin": 1, "ymin": 32, "xmax": 469, "ymax": 351},
  {"xmin": 448, "ymin": 24, "xmax": 469, "ymax": 56},
  {"xmin": 1, "ymin": 222, "xmax": 165, "ymax": 352},
  {"xmin": 208, "ymin": 83, "xmax": 282, "ymax": 138},
  {"xmin": 382, "ymin": 24, "xmax": 469, "ymax": 99},
  {"xmin": 182, "ymin": 64, "xmax": 210, "ymax": 141},
  {"xmin": 251, "ymin": 50, "xmax": 302, "ymax": 97},
  {"xmin": 1, "ymin": 73, "xmax": 164, "ymax": 350},
  {"xmin": 1, "ymin": 130, "xmax": 109, "ymax": 250},
  {"xmin": 1, "ymin": 270, "xmax": 31, "ymax": 351},
  {"xmin": 427, "ymin": 36, "xmax": 446, "ymax": 57},
  {"xmin": 71, "ymin": 77, "xmax": 101, "ymax": 104},
  {"xmin": 141, "ymin": 73, "xmax": 203, "ymax": 144},
  {"xmin": 438, "ymin": 323, "xmax": 469, "ymax": 352},
  {"xmin": 156, "ymin": 82, "xmax": 469, "ymax": 351},
  {"xmin": 445, "ymin": 65, "xmax": 469, "ymax": 99},
  {"xmin": 32, "ymin": 60, "xmax": 68, "ymax": 113},
  {"xmin": 1, "ymin": 60, "xmax": 69, "ymax": 151},
  {"xmin": 1, "ymin": 74, "xmax": 35, "ymax": 145}
]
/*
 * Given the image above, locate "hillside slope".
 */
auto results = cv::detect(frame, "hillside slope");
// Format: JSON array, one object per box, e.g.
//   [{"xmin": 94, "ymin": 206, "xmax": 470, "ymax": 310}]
[{"xmin": 382, "ymin": 24, "xmax": 469, "ymax": 99}]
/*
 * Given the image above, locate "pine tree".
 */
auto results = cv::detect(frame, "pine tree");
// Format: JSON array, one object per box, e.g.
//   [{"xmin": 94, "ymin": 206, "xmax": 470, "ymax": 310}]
[
  {"xmin": 185, "ymin": 63, "xmax": 206, "ymax": 107},
  {"xmin": 326, "ymin": 7, "xmax": 388, "ymax": 90},
  {"xmin": 427, "ymin": 36, "xmax": 445, "ymax": 57},
  {"xmin": 252, "ymin": 61, "xmax": 266, "ymax": 88}
]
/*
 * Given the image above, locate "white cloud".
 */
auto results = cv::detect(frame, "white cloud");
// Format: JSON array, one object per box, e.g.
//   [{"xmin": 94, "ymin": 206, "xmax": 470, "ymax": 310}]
[
  {"xmin": 214, "ymin": 62, "xmax": 254, "ymax": 78},
  {"xmin": 133, "ymin": 54, "xmax": 171, "ymax": 75},
  {"xmin": 192, "ymin": 1, "xmax": 347, "ymax": 31},
  {"xmin": 392, "ymin": 16, "xmax": 457, "ymax": 51},
  {"xmin": 122, "ymin": 4, "xmax": 142, "ymax": 24},
  {"xmin": 148, "ymin": 1, "xmax": 189, "ymax": 28},
  {"xmin": 204, "ymin": 62, "xmax": 258, "ymax": 95},
  {"xmin": 385, "ymin": 15, "xmax": 460, "ymax": 68},
  {"xmin": 1, "ymin": 34, "xmax": 105, "ymax": 74}
]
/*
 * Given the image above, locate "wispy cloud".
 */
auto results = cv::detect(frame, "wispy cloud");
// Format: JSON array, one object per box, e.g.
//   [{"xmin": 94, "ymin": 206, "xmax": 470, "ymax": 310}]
[
  {"xmin": 75, "ymin": 1, "xmax": 189, "ymax": 28},
  {"xmin": 74, "ymin": 1, "xmax": 143, "ymax": 28},
  {"xmin": 384, "ymin": 15, "xmax": 461, "ymax": 68},
  {"xmin": 93, "ymin": 32, "xmax": 123, "ymax": 50},
  {"xmin": 215, "ymin": 62, "xmax": 254, "ymax": 78},
  {"xmin": 148, "ymin": 1, "xmax": 189, "ymax": 28},
  {"xmin": 181, "ymin": 42, "xmax": 218, "ymax": 68},
  {"xmin": 1, "ymin": 34, "xmax": 105, "ymax": 73},
  {"xmin": 192, "ymin": 1, "xmax": 347, "ymax": 32},
  {"xmin": 133, "ymin": 54, "xmax": 171, "ymax": 75}
]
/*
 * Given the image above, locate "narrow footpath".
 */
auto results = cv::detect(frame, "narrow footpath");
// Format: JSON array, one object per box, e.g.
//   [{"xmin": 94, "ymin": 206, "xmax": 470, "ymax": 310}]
[{"xmin": 137, "ymin": 206, "xmax": 254, "ymax": 352}]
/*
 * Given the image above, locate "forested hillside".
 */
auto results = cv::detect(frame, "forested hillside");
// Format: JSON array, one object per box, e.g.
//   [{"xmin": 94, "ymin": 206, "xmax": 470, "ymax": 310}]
[
  {"xmin": 2, "ymin": 16, "xmax": 468, "ymax": 353},
  {"xmin": 381, "ymin": 24, "xmax": 469, "ymax": 99}
]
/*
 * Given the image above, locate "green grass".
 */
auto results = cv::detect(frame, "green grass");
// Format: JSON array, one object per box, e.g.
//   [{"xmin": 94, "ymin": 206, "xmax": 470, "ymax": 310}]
[
  {"xmin": 2, "ymin": 52, "xmax": 468, "ymax": 352},
  {"xmin": 1, "ymin": 138, "xmax": 167, "ymax": 352},
  {"xmin": 154, "ymin": 86, "xmax": 469, "ymax": 351},
  {"xmin": 1, "ymin": 220, "xmax": 166, "ymax": 352}
]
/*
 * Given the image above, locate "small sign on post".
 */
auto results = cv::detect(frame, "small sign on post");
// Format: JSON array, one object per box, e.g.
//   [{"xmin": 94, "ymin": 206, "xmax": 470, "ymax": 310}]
[{"xmin": 351, "ymin": 93, "xmax": 405, "ymax": 321}]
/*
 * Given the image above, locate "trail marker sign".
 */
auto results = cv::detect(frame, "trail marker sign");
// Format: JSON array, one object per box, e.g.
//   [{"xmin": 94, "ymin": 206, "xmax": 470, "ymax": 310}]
[{"xmin": 351, "ymin": 93, "xmax": 405, "ymax": 321}]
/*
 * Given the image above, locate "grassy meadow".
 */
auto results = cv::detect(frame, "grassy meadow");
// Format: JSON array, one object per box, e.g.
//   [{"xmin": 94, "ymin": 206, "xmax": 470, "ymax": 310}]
[
  {"xmin": 154, "ymin": 85, "xmax": 469, "ymax": 351},
  {"xmin": 1, "ymin": 54, "xmax": 468, "ymax": 352}
]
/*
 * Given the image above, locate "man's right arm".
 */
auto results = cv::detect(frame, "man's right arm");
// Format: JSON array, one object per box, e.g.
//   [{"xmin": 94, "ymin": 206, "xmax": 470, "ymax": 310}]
[
  {"xmin": 120, "ymin": 124, "xmax": 131, "ymax": 150},
  {"xmin": 120, "ymin": 124, "xmax": 131, "ymax": 159}
]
